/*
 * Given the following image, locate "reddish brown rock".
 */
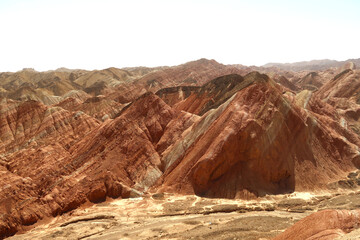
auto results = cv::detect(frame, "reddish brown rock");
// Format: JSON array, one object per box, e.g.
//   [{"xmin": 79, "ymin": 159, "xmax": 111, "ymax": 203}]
[
  {"xmin": 154, "ymin": 73, "xmax": 360, "ymax": 198},
  {"xmin": 296, "ymin": 71, "xmax": 324, "ymax": 90},
  {"xmin": 0, "ymin": 92, "xmax": 195, "ymax": 238},
  {"xmin": 317, "ymin": 69, "xmax": 360, "ymax": 102},
  {"xmin": 273, "ymin": 75, "xmax": 299, "ymax": 92},
  {"xmin": 155, "ymin": 86, "xmax": 200, "ymax": 107},
  {"xmin": 1, "ymin": 60, "xmax": 360, "ymax": 239},
  {"xmin": 171, "ymin": 73, "xmax": 270, "ymax": 116},
  {"xmin": 274, "ymin": 209, "xmax": 360, "ymax": 240},
  {"xmin": 56, "ymin": 95, "xmax": 125, "ymax": 121},
  {"xmin": 108, "ymin": 58, "xmax": 246, "ymax": 103},
  {"xmin": 315, "ymin": 69, "xmax": 360, "ymax": 137},
  {"xmin": 0, "ymin": 99, "xmax": 100, "ymax": 238}
]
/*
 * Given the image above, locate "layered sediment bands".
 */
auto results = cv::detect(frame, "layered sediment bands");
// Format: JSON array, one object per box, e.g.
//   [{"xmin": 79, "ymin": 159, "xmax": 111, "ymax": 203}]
[
  {"xmin": 1, "ymin": 64, "xmax": 360, "ymax": 238},
  {"xmin": 296, "ymin": 71, "xmax": 324, "ymax": 90},
  {"xmin": 273, "ymin": 75, "xmax": 299, "ymax": 92},
  {"xmin": 56, "ymin": 95, "xmax": 125, "ymax": 121},
  {"xmin": 165, "ymin": 72, "xmax": 269, "ymax": 116},
  {"xmin": 0, "ymin": 100, "xmax": 100, "ymax": 238},
  {"xmin": 315, "ymin": 69, "xmax": 360, "ymax": 137},
  {"xmin": 0, "ymin": 93, "xmax": 189, "ymax": 238},
  {"xmin": 317, "ymin": 69, "xmax": 360, "ymax": 101},
  {"xmin": 108, "ymin": 59, "xmax": 245, "ymax": 103},
  {"xmin": 274, "ymin": 209, "xmax": 360, "ymax": 240},
  {"xmin": 155, "ymin": 86, "xmax": 201, "ymax": 106},
  {"xmin": 0, "ymin": 99, "xmax": 99, "ymax": 152},
  {"xmin": 155, "ymin": 75, "xmax": 360, "ymax": 198}
]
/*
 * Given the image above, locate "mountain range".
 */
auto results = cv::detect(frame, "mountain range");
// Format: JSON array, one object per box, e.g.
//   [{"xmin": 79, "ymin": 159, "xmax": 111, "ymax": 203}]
[{"xmin": 1, "ymin": 58, "xmax": 360, "ymax": 239}]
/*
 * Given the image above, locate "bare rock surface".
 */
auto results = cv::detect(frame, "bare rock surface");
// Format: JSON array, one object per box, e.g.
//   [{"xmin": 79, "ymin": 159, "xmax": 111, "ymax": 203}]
[
  {"xmin": 155, "ymin": 72, "xmax": 360, "ymax": 198},
  {"xmin": 1, "ymin": 59, "xmax": 360, "ymax": 239},
  {"xmin": 274, "ymin": 209, "xmax": 360, "ymax": 240}
]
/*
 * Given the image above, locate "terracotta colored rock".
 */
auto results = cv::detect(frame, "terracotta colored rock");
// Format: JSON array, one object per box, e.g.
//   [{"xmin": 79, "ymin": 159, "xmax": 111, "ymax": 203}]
[
  {"xmin": 0, "ymin": 99, "xmax": 100, "ymax": 238},
  {"xmin": 1, "ymin": 61, "xmax": 360, "ymax": 239},
  {"xmin": 296, "ymin": 71, "xmax": 324, "ymax": 90},
  {"xmin": 317, "ymin": 69, "xmax": 360, "ymax": 101},
  {"xmin": 155, "ymin": 86, "xmax": 201, "ymax": 107},
  {"xmin": 154, "ymin": 73, "xmax": 360, "ymax": 198},
  {"xmin": 0, "ymin": 99, "xmax": 99, "ymax": 152},
  {"xmin": 274, "ymin": 209, "xmax": 360, "ymax": 240},
  {"xmin": 56, "ymin": 95, "xmax": 125, "ymax": 121},
  {"xmin": 273, "ymin": 75, "xmax": 299, "ymax": 92},
  {"xmin": 315, "ymin": 69, "xmax": 360, "ymax": 137},
  {"xmin": 108, "ymin": 58, "xmax": 246, "ymax": 103},
  {"xmin": 0, "ymin": 92, "xmax": 190, "ymax": 238},
  {"xmin": 171, "ymin": 73, "xmax": 246, "ymax": 115}
]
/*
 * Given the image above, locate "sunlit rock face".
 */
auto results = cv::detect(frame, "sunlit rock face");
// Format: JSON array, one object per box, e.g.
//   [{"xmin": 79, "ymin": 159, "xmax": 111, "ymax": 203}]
[
  {"xmin": 1, "ymin": 59, "xmax": 360, "ymax": 238},
  {"xmin": 154, "ymin": 72, "xmax": 360, "ymax": 198}
]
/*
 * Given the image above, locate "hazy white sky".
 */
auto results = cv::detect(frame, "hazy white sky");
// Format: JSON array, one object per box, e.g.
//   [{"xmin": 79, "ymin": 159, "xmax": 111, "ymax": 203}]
[{"xmin": 0, "ymin": 0, "xmax": 359, "ymax": 71}]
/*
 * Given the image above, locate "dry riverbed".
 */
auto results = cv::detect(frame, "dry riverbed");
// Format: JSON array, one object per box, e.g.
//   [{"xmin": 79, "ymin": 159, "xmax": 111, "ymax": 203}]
[{"xmin": 8, "ymin": 190, "xmax": 360, "ymax": 240}]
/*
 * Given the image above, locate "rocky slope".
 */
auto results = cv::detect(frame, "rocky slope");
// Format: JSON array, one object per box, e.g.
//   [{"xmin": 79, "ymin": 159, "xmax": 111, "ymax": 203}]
[
  {"xmin": 0, "ymin": 99, "xmax": 100, "ymax": 238},
  {"xmin": 0, "ymin": 92, "xmax": 199, "ymax": 238},
  {"xmin": 315, "ymin": 69, "xmax": 360, "ymax": 137},
  {"xmin": 154, "ymin": 73, "xmax": 360, "ymax": 198},
  {"xmin": 56, "ymin": 95, "xmax": 126, "ymax": 121},
  {"xmin": 1, "ymin": 59, "xmax": 360, "ymax": 238},
  {"xmin": 274, "ymin": 209, "xmax": 360, "ymax": 240},
  {"xmin": 107, "ymin": 58, "xmax": 246, "ymax": 103}
]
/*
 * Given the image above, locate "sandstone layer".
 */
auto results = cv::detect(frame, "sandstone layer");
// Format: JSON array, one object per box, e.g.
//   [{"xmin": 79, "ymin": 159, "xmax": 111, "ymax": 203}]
[{"xmin": 0, "ymin": 59, "xmax": 360, "ymax": 238}]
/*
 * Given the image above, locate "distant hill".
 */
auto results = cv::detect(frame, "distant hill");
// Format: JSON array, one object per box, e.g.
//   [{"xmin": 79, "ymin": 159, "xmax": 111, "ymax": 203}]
[{"xmin": 263, "ymin": 58, "xmax": 359, "ymax": 71}]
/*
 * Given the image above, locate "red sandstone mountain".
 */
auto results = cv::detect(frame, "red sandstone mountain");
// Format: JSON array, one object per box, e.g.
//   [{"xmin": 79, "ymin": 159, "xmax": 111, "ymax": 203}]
[
  {"xmin": 0, "ymin": 99, "xmax": 100, "ymax": 237},
  {"xmin": 316, "ymin": 69, "xmax": 360, "ymax": 102},
  {"xmin": 1, "ymin": 59, "xmax": 360, "ymax": 238},
  {"xmin": 153, "ymin": 73, "xmax": 360, "ymax": 198},
  {"xmin": 315, "ymin": 69, "xmax": 360, "ymax": 137},
  {"xmin": 107, "ymin": 59, "xmax": 246, "ymax": 103},
  {"xmin": 0, "ymin": 92, "xmax": 199, "ymax": 238},
  {"xmin": 56, "ymin": 95, "xmax": 126, "ymax": 121}
]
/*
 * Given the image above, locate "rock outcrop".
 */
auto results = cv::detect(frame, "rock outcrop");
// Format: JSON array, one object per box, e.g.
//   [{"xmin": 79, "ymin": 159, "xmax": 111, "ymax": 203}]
[
  {"xmin": 0, "ymin": 93, "xmax": 199, "ymax": 238},
  {"xmin": 108, "ymin": 59, "xmax": 245, "ymax": 103},
  {"xmin": 317, "ymin": 69, "xmax": 360, "ymax": 102},
  {"xmin": 274, "ymin": 209, "xmax": 360, "ymax": 240},
  {"xmin": 154, "ymin": 72, "xmax": 360, "ymax": 198},
  {"xmin": 56, "ymin": 95, "xmax": 125, "ymax": 121},
  {"xmin": 0, "ymin": 99, "xmax": 100, "ymax": 238},
  {"xmin": 1, "ymin": 59, "xmax": 360, "ymax": 238}
]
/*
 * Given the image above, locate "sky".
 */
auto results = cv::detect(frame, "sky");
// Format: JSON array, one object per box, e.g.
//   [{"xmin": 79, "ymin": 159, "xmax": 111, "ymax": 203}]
[{"xmin": 0, "ymin": 0, "xmax": 359, "ymax": 72}]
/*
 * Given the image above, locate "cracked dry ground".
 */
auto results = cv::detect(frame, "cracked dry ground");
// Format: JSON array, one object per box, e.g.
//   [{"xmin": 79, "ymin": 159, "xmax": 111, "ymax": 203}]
[{"xmin": 8, "ymin": 190, "xmax": 360, "ymax": 240}]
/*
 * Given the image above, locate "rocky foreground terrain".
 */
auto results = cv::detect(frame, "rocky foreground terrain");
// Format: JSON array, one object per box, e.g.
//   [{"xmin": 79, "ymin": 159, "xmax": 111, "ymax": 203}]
[{"xmin": 1, "ymin": 58, "xmax": 360, "ymax": 239}]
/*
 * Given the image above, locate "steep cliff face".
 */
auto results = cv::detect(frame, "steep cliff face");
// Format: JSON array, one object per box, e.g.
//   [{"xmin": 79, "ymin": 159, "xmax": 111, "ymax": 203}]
[
  {"xmin": 170, "ymin": 73, "xmax": 269, "ymax": 116},
  {"xmin": 154, "ymin": 75, "xmax": 360, "ymax": 198}
]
